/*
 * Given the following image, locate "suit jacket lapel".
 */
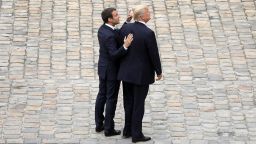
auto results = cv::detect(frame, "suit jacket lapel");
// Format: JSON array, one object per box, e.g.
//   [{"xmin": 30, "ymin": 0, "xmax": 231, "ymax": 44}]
[{"xmin": 102, "ymin": 24, "xmax": 122, "ymax": 48}]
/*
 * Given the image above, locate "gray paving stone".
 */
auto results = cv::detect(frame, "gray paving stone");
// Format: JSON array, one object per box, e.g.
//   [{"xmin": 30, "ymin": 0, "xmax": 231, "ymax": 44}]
[
  {"xmin": 24, "ymin": 138, "xmax": 41, "ymax": 144},
  {"xmin": 0, "ymin": 0, "xmax": 255, "ymax": 143}
]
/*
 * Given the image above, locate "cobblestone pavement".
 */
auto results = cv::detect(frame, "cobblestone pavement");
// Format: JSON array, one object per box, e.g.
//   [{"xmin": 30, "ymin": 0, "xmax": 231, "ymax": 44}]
[{"xmin": 0, "ymin": 0, "xmax": 256, "ymax": 143}]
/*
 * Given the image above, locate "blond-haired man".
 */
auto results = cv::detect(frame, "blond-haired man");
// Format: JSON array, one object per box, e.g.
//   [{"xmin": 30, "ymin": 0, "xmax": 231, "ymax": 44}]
[{"xmin": 118, "ymin": 5, "xmax": 162, "ymax": 143}]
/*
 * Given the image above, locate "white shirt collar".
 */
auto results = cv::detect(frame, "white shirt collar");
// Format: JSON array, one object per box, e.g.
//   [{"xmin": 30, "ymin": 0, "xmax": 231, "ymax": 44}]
[
  {"xmin": 137, "ymin": 21, "xmax": 146, "ymax": 25},
  {"xmin": 105, "ymin": 23, "xmax": 115, "ymax": 30}
]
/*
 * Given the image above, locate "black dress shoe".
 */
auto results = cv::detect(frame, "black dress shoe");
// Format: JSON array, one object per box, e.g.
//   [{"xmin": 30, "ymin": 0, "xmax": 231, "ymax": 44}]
[
  {"xmin": 132, "ymin": 136, "xmax": 151, "ymax": 143},
  {"xmin": 104, "ymin": 129, "xmax": 121, "ymax": 137},
  {"xmin": 122, "ymin": 134, "xmax": 131, "ymax": 138},
  {"xmin": 95, "ymin": 125, "xmax": 104, "ymax": 133},
  {"xmin": 122, "ymin": 130, "xmax": 131, "ymax": 138}
]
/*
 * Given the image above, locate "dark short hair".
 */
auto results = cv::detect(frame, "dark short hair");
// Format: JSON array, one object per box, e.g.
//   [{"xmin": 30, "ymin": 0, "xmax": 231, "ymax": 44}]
[{"xmin": 101, "ymin": 8, "xmax": 116, "ymax": 23}]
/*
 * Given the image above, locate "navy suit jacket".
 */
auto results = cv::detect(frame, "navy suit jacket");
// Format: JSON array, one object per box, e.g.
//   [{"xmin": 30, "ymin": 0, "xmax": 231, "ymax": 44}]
[
  {"xmin": 118, "ymin": 22, "xmax": 162, "ymax": 85},
  {"xmin": 97, "ymin": 24, "xmax": 127, "ymax": 80}
]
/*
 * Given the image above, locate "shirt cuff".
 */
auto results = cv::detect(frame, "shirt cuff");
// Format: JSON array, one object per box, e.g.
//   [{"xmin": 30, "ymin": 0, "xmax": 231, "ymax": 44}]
[{"xmin": 123, "ymin": 45, "xmax": 128, "ymax": 50}]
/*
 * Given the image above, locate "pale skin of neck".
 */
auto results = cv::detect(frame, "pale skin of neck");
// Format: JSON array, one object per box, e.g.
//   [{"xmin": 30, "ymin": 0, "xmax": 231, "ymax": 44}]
[
  {"xmin": 136, "ymin": 15, "xmax": 148, "ymax": 23},
  {"xmin": 138, "ymin": 19, "xmax": 144, "ymax": 22}
]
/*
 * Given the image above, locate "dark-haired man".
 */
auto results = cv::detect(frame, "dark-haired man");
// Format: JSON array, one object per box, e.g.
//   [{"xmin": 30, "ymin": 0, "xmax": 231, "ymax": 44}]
[{"xmin": 95, "ymin": 7, "xmax": 133, "ymax": 137}]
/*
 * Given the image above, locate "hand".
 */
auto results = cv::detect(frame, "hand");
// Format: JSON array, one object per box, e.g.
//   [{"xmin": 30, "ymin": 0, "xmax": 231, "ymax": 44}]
[
  {"xmin": 156, "ymin": 74, "xmax": 163, "ymax": 81},
  {"xmin": 126, "ymin": 10, "xmax": 133, "ymax": 22},
  {"xmin": 123, "ymin": 33, "xmax": 133, "ymax": 48}
]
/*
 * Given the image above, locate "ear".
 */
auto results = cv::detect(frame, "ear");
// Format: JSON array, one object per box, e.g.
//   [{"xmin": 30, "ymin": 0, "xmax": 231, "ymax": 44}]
[
  {"xmin": 139, "ymin": 15, "xmax": 143, "ymax": 20},
  {"xmin": 108, "ymin": 17, "xmax": 112, "ymax": 23}
]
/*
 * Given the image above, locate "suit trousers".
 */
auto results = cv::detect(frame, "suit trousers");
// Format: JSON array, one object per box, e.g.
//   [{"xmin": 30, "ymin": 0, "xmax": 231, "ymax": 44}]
[
  {"xmin": 122, "ymin": 82, "xmax": 149, "ymax": 138},
  {"xmin": 95, "ymin": 78, "xmax": 120, "ymax": 131}
]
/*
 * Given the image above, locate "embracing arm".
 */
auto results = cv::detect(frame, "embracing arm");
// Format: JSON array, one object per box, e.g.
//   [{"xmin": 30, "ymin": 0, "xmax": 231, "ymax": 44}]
[
  {"xmin": 105, "ymin": 35, "xmax": 127, "ymax": 61},
  {"xmin": 105, "ymin": 34, "xmax": 133, "ymax": 61}
]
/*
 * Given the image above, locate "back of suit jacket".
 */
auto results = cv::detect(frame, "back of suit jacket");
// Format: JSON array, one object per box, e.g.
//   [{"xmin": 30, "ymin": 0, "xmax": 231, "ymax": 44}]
[
  {"xmin": 98, "ymin": 24, "xmax": 127, "ymax": 80},
  {"xmin": 118, "ymin": 22, "xmax": 162, "ymax": 85}
]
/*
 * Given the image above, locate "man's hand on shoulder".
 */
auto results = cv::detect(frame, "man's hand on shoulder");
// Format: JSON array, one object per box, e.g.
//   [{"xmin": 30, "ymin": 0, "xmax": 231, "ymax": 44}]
[{"xmin": 123, "ymin": 33, "xmax": 133, "ymax": 49}]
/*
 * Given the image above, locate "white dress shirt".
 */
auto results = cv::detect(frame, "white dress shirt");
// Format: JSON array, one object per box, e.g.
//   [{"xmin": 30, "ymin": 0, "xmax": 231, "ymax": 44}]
[
  {"xmin": 105, "ymin": 23, "xmax": 115, "ymax": 30},
  {"xmin": 137, "ymin": 21, "xmax": 146, "ymax": 25}
]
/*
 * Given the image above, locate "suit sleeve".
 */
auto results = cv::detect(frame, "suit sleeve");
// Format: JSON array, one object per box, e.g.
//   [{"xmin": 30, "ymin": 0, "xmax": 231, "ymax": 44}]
[
  {"xmin": 105, "ymin": 35, "xmax": 127, "ymax": 61},
  {"xmin": 146, "ymin": 31, "xmax": 162, "ymax": 75}
]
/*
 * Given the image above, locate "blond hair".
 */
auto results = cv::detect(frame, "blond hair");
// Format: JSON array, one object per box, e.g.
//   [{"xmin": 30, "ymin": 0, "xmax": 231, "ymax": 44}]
[{"xmin": 133, "ymin": 5, "xmax": 148, "ymax": 21}]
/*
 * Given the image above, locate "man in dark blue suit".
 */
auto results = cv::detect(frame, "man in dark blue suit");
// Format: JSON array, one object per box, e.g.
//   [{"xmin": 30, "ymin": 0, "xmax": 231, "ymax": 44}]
[
  {"xmin": 118, "ymin": 5, "xmax": 162, "ymax": 143},
  {"xmin": 95, "ymin": 8, "xmax": 133, "ymax": 137}
]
